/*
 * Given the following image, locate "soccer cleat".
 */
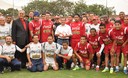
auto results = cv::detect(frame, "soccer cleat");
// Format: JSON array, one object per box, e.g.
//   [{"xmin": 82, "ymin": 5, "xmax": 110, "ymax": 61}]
[
  {"xmin": 72, "ymin": 66, "xmax": 80, "ymax": 70},
  {"xmin": 110, "ymin": 69, "xmax": 114, "ymax": 74},
  {"xmin": 102, "ymin": 68, "xmax": 109, "ymax": 72},
  {"xmin": 91, "ymin": 64, "xmax": 95, "ymax": 69},
  {"xmin": 123, "ymin": 70, "xmax": 128, "ymax": 74},
  {"xmin": 115, "ymin": 69, "xmax": 119, "ymax": 73},
  {"xmin": 96, "ymin": 67, "xmax": 99, "ymax": 71}
]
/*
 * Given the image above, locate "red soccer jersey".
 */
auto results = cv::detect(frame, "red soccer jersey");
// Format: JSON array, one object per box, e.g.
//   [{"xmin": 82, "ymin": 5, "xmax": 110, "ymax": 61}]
[
  {"xmin": 105, "ymin": 22, "xmax": 113, "ymax": 30},
  {"xmin": 66, "ymin": 21, "xmax": 72, "ymax": 26},
  {"xmin": 29, "ymin": 20, "xmax": 42, "ymax": 41},
  {"xmin": 122, "ymin": 23, "xmax": 128, "ymax": 28},
  {"xmin": 112, "ymin": 27, "xmax": 128, "ymax": 45},
  {"xmin": 74, "ymin": 42, "xmax": 93, "ymax": 58},
  {"xmin": 71, "ymin": 21, "xmax": 86, "ymax": 39},
  {"xmin": 41, "ymin": 20, "xmax": 53, "ymax": 42},
  {"xmin": 99, "ymin": 30, "xmax": 115, "ymax": 45},
  {"xmin": 88, "ymin": 34, "xmax": 103, "ymax": 49}
]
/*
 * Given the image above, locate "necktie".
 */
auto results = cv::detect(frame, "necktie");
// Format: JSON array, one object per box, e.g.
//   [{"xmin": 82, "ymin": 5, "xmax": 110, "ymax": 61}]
[{"xmin": 21, "ymin": 19, "xmax": 26, "ymax": 30}]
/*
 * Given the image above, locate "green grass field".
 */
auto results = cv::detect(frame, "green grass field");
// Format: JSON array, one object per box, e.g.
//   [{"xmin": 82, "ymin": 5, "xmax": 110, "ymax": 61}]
[{"xmin": 0, "ymin": 69, "xmax": 128, "ymax": 78}]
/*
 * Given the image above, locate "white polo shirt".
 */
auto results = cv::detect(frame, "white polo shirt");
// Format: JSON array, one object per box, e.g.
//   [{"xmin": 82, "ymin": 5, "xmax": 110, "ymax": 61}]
[
  {"xmin": 55, "ymin": 24, "xmax": 72, "ymax": 39},
  {"xmin": 55, "ymin": 46, "xmax": 73, "ymax": 56},
  {"xmin": 0, "ymin": 43, "xmax": 22, "ymax": 59},
  {"xmin": 27, "ymin": 42, "xmax": 42, "ymax": 59}
]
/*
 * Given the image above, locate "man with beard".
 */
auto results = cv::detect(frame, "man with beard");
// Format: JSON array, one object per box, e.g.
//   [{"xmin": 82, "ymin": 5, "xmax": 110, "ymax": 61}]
[{"xmin": 0, "ymin": 36, "xmax": 27, "ymax": 74}]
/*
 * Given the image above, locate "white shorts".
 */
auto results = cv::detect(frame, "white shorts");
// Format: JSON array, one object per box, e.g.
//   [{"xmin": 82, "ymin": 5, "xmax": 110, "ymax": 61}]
[{"xmin": 46, "ymin": 62, "xmax": 56, "ymax": 67}]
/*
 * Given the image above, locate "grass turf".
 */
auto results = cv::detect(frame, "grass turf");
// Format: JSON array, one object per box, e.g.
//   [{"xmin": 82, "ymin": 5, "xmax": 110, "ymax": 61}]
[{"xmin": 0, "ymin": 69, "xmax": 128, "ymax": 78}]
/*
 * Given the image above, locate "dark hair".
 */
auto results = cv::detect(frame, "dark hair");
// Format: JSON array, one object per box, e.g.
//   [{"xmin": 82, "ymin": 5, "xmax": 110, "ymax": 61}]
[
  {"xmin": 68, "ymin": 15, "xmax": 73, "ymax": 17},
  {"xmin": 6, "ymin": 14, "xmax": 12, "ymax": 17},
  {"xmin": 5, "ymin": 35, "xmax": 12, "ymax": 39},
  {"xmin": 82, "ymin": 16, "xmax": 89, "ymax": 21},
  {"xmin": 99, "ymin": 23, "xmax": 106, "ymax": 28},
  {"xmin": 115, "ymin": 20, "xmax": 121, "ymax": 24},
  {"xmin": 119, "ymin": 11, "xmax": 125, "ymax": 15},
  {"xmin": 32, "ymin": 35, "xmax": 38, "ymax": 39},
  {"xmin": 24, "ymin": 15, "xmax": 29, "ymax": 18},
  {"xmin": 48, "ymin": 34, "xmax": 53, "ymax": 38},
  {"xmin": 90, "ymin": 28, "xmax": 96, "ymax": 32},
  {"xmin": 81, "ymin": 35, "xmax": 87, "ymax": 39},
  {"xmin": 74, "ymin": 14, "xmax": 81, "ymax": 18},
  {"xmin": 45, "ymin": 12, "xmax": 51, "ymax": 15},
  {"xmin": 62, "ymin": 41, "xmax": 69, "ymax": 45},
  {"xmin": 110, "ymin": 18, "xmax": 115, "ymax": 22}
]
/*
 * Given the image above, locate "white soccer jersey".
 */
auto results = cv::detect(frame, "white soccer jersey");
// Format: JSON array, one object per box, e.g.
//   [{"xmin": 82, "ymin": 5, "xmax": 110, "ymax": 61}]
[
  {"xmin": 0, "ymin": 24, "xmax": 11, "ymax": 45},
  {"xmin": 55, "ymin": 46, "xmax": 73, "ymax": 56},
  {"xmin": 27, "ymin": 42, "xmax": 43, "ymax": 59},
  {"xmin": 0, "ymin": 43, "xmax": 22, "ymax": 59},
  {"xmin": 42, "ymin": 42, "xmax": 60, "ymax": 63},
  {"xmin": 0, "ymin": 24, "xmax": 11, "ymax": 36}
]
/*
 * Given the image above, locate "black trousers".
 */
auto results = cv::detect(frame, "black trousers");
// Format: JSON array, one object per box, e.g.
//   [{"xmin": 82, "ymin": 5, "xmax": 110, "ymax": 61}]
[
  {"xmin": 56, "ymin": 56, "xmax": 72, "ymax": 69},
  {"xmin": 15, "ymin": 45, "xmax": 28, "ymax": 68}
]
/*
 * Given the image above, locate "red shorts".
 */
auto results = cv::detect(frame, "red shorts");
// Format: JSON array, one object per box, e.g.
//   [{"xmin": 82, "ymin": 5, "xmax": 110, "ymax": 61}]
[
  {"xmin": 104, "ymin": 43, "xmax": 117, "ymax": 54},
  {"xmin": 81, "ymin": 57, "xmax": 91, "ymax": 66},
  {"xmin": 115, "ymin": 45, "xmax": 122, "ymax": 54},
  {"xmin": 122, "ymin": 44, "xmax": 128, "ymax": 55},
  {"xmin": 71, "ymin": 39, "xmax": 80, "ymax": 49},
  {"xmin": 93, "ymin": 48, "xmax": 100, "ymax": 54}
]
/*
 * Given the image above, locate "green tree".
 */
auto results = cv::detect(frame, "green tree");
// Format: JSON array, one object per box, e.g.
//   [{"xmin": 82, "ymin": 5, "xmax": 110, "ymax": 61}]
[{"xmin": 23, "ymin": 0, "xmax": 74, "ymax": 16}]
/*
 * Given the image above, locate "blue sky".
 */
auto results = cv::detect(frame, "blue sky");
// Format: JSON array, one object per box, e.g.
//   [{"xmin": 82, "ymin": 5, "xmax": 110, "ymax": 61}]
[{"xmin": 0, "ymin": 0, "xmax": 128, "ymax": 14}]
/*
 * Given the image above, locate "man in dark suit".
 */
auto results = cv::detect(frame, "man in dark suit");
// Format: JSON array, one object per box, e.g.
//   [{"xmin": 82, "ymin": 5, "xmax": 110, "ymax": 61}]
[{"xmin": 12, "ymin": 10, "xmax": 29, "ymax": 68}]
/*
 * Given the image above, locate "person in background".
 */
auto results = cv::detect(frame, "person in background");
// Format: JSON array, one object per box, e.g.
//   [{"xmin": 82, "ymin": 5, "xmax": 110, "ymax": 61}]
[
  {"xmin": 110, "ymin": 18, "xmax": 116, "ymax": 25},
  {"xmin": 41, "ymin": 12, "xmax": 54, "ymax": 42},
  {"xmin": 66, "ymin": 15, "xmax": 73, "ymax": 26},
  {"xmin": 82, "ymin": 16, "xmax": 91, "ymax": 34},
  {"xmin": 90, "ymin": 16, "xmax": 100, "ymax": 32},
  {"xmin": 53, "ymin": 15, "xmax": 61, "ymax": 42},
  {"xmin": 6, "ymin": 14, "xmax": 13, "ymax": 35},
  {"xmin": 29, "ymin": 11, "xmax": 42, "ymax": 41},
  {"xmin": 0, "ymin": 16, "xmax": 11, "ymax": 45},
  {"xmin": 123, "ymin": 16, "xmax": 128, "ymax": 27},
  {"xmin": 70, "ymin": 14, "xmax": 86, "ymax": 49},
  {"xmin": 41, "ymin": 13, "xmax": 46, "ymax": 21},
  {"xmin": 0, "ymin": 12, "xmax": 3, "ymax": 16},
  {"xmin": 12, "ymin": 10, "xmax": 29, "ymax": 68},
  {"xmin": 55, "ymin": 17, "xmax": 72, "ymax": 45},
  {"xmin": 102, "ymin": 15, "xmax": 113, "ymax": 30},
  {"xmin": 24, "ymin": 15, "xmax": 29, "ymax": 21},
  {"xmin": 119, "ymin": 11, "xmax": 125, "ymax": 25},
  {"xmin": 28, "ymin": 11, "xmax": 34, "ymax": 22}
]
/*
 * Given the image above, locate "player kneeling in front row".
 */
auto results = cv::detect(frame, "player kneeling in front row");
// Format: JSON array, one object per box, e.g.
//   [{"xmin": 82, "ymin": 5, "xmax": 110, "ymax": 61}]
[
  {"xmin": 42, "ymin": 35, "xmax": 60, "ymax": 71},
  {"xmin": 0, "ymin": 36, "xmax": 27, "ymax": 74},
  {"xmin": 26, "ymin": 35, "xmax": 43, "ymax": 72},
  {"xmin": 88, "ymin": 28, "xmax": 104, "ymax": 71},
  {"xmin": 56, "ymin": 41, "xmax": 73, "ymax": 70},
  {"xmin": 74, "ymin": 36, "xmax": 93, "ymax": 70}
]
